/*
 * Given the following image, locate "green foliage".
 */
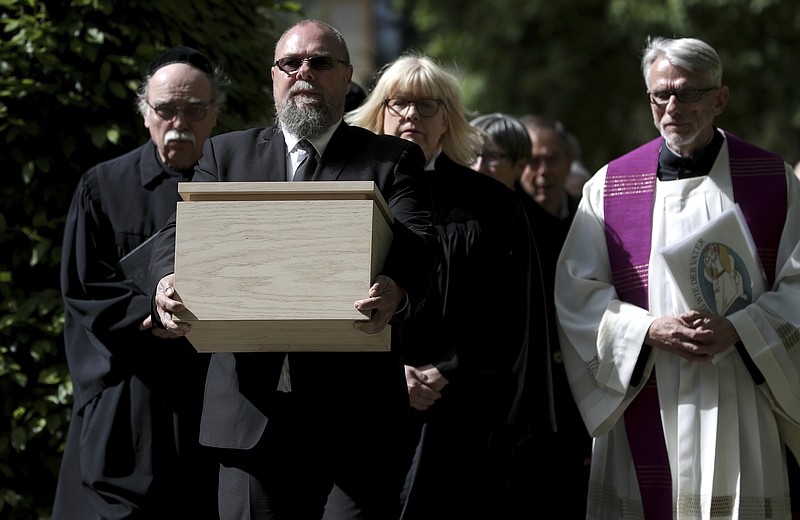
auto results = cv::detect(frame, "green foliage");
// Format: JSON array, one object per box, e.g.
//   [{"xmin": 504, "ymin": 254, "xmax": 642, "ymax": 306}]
[
  {"xmin": 2, "ymin": 0, "xmax": 799, "ymax": 517},
  {"xmin": 395, "ymin": 0, "xmax": 800, "ymax": 172},
  {"xmin": 0, "ymin": 0, "xmax": 299, "ymax": 517}
]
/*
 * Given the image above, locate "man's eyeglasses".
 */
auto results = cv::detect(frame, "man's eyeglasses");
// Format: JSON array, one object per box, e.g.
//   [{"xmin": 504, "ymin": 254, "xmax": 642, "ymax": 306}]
[
  {"xmin": 146, "ymin": 101, "xmax": 211, "ymax": 122},
  {"xmin": 274, "ymin": 56, "xmax": 349, "ymax": 73},
  {"xmin": 384, "ymin": 98, "xmax": 442, "ymax": 118},
  {"xmin": 476, "ymin": 151, "xmax": 509, "ymax": 166},
  {"xmin": 647, "ymin": 87, "xmax": 718, "ymax": 106}
]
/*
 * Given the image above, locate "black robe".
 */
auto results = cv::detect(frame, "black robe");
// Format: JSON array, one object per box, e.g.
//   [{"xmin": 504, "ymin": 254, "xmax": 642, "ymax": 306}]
[
  {"xmin": 53, "ymin": 141, "xmax": 218, "ymax": 519},
  {"xmin": 398, "ymin": 153, "xmax": 590, "ymax": 519}
]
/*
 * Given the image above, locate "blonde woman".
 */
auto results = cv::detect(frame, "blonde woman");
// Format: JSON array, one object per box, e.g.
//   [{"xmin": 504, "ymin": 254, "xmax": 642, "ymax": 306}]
[{"xmin": 328, "ymin": 53, "xmax": 566, "ymax": 519}]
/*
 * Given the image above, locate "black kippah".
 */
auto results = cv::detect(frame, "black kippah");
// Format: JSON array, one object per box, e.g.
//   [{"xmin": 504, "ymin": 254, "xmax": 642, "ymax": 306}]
[{"xmin": 146, "ymin": 46, "xmax": 212, "ymax": 76}]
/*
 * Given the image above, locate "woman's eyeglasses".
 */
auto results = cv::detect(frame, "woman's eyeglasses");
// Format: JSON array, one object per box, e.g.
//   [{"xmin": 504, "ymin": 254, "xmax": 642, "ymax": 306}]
[{"xmin": 384, "ymin": 98, "xmax": 442, "ymax": 118}]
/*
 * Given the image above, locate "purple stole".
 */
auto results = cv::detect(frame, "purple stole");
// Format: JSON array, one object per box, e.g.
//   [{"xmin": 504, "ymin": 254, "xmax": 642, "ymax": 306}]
[{"xmin": 604, "ymin": 130, "xmax": 786, "ymax": 519}]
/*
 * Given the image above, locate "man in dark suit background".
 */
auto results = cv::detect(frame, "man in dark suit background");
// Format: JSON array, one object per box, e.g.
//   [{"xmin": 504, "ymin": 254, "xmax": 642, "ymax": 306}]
[{"xmin": 150, "ymin": 19, "xmax": 433, "ymax": 520}]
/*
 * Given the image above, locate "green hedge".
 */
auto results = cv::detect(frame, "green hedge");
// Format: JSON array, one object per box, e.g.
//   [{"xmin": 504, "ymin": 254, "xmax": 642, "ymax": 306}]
[{"xmin": 0, "ymin": 1, "xmax": 297, "ymax": 517}]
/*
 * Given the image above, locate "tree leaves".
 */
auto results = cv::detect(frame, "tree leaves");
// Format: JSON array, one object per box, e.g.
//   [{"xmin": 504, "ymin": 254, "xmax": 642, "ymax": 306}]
[{"xmin": 0, "ymin": 0, "xmax": 291, "ymax": 516}]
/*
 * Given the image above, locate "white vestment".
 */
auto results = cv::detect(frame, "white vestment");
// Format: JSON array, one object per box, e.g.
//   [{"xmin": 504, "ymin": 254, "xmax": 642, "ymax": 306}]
[{"xmin": 555, "ymin": 132, "xmax": 800, "ymax": 520}]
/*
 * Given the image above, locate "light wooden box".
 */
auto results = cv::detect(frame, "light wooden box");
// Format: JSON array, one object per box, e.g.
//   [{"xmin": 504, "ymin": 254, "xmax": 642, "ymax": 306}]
[{"xmin": 173, "ymin": 181, "xmax": 394, "ymax": 352}]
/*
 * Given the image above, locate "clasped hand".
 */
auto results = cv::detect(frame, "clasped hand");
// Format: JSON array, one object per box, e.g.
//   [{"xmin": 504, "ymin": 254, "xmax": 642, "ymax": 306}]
[
  {"xmin": 645, "ymin": 310, "xmax": 740, "ymax": 362},
  {"xmin": 405, "ymin": 364, "xmax": 448, "ymax": 411}
]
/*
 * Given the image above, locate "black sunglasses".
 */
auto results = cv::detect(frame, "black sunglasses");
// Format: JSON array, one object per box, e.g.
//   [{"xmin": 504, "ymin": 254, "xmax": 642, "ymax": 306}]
[{"xmin": 275, "ymin": 56, "xmax": 349, "ymax": 73}]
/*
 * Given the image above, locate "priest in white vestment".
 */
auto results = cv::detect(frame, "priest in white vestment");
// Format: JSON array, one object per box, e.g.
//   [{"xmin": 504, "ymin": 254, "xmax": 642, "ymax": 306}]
[{"xmin": 555, "ymin": 36, "xmax": 800, "ymax": 520}]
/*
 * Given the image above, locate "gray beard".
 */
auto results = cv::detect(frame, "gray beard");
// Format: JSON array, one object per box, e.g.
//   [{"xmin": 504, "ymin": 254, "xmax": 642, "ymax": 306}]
[{"xmin": 276, "ymin": 94, "xmax": 337, "ymax": 138}]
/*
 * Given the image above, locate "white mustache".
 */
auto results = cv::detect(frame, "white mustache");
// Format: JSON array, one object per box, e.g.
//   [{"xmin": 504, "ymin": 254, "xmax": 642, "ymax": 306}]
[
  {"xmin": 290, "ymin": 81, "xmax": 315, "ymax": 94},
  {"xmin": 164, "ymin": 129, "xmax": 196, "ymax": 145}
]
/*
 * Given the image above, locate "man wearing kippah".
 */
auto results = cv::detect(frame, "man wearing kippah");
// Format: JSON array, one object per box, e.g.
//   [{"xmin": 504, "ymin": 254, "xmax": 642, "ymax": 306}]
[{"xmin": 53, "ymin": 46, "xmax": 228, "ymax": 519}]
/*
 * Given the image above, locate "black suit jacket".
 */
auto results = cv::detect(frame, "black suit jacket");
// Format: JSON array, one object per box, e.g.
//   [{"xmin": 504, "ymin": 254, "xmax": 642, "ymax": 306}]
[{"xmin": 150, "ymin": 122, "xmax": 433, "ymax": 450}]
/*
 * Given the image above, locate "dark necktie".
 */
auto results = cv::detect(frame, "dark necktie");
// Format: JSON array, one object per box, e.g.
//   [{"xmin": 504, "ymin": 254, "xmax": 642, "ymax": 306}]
[{"xmin": 294, "ymin": 139, "xmax": 318, "ymax": 181}]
